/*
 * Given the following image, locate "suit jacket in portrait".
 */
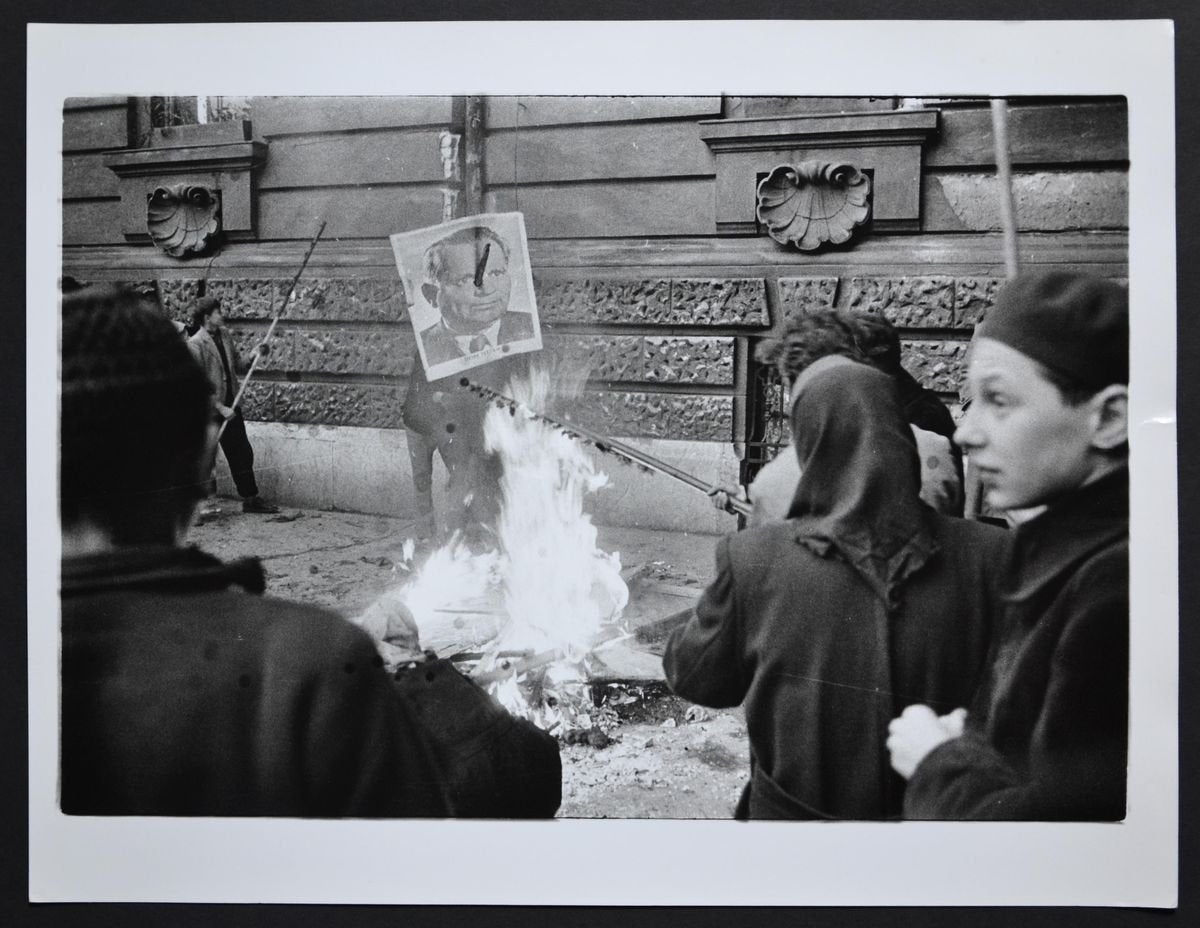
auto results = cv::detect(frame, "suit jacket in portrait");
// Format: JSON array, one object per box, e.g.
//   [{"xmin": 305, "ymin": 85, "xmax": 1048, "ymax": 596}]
[{"xmin": 418, "ymin": 311, "xmax": 536, "ymax": 367}]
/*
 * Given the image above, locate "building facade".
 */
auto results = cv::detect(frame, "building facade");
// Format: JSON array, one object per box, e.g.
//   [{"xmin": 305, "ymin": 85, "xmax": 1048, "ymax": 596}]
[{"xmin": 61, "ymin": 94, "xmax": 1128, "ymax": 531}]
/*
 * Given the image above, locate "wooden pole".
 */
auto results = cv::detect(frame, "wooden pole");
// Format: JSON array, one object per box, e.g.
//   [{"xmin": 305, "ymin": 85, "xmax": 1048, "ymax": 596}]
[
  {"xmin": 216, "ymin": 221, "xmax": 325, "ymax": 441},
  {"xmin": 990, "ymin": 99, "xmax": 1020, "ymax": 279},
  {"xmin": 965, "ymin": 100, "xmax": 1021, "ymax": 519},
  {"xmin": 463, "ymin": 95, "xmax": 486, "ymax": 215}
]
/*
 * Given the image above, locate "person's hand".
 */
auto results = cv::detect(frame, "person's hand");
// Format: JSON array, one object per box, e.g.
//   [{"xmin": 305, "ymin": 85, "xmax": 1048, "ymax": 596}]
[
  {"xmin": 707, "ymin": 484, "xmax": 747, "ymax": 515},
  {"xmin": 216, "ymin": 403, "xmax": 235, "ymax": 421},
  {"xmin": 886, "ymin": 704, "xmax": 963, "ymax": 779},
  {"xmin": 939, "ymin": 707, "xmax": 968, "ymax": 738}
]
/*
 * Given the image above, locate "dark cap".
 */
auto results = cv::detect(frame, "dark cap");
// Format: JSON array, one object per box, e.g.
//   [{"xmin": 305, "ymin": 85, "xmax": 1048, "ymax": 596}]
[{"xmin": 977, "ymin": 271, "xmax": 1128, "ymax": 390}]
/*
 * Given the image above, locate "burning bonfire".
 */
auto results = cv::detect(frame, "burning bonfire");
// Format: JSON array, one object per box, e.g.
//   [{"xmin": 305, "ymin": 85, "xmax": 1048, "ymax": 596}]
[{"xmin": 365, "ymin": 365, "xmax": 631, "ymax": 735}]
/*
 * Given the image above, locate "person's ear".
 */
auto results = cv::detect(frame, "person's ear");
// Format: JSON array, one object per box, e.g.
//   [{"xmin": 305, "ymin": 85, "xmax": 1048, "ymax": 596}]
[
  {"xmin": 421, "ymin": 283, "xmax": 440, "ymax": 308},
  {"xmin": 1088, "ymin": 384, "xmax": 1128, "ymax": 451}
]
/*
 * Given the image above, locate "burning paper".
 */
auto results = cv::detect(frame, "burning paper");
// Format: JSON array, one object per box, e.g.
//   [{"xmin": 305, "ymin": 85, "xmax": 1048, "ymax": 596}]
[{"xmin": 382, "ymin": 363, "xmax": 629, "ymax": 732}]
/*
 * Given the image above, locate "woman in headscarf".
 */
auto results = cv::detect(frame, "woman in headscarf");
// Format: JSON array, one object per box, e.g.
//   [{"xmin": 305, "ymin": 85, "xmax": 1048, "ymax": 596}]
[{"xmin": 664, "ymin": 356, "xmax": 1007, "ymax": 819}]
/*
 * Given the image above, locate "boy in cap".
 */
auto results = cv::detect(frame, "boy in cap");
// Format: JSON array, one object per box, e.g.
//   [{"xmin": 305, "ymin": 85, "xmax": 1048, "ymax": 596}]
[{"xmin": 887, "ymin": 270, "xmax": 1129, "ymax": 820}]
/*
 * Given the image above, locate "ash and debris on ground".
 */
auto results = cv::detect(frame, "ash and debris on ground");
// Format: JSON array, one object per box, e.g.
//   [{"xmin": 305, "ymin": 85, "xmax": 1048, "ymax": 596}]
[
  {"xmin": 558, "ymin": 684, "xmax": 748, "ymax": 818},
  {"xmin": 190, "ymin": 500, "xmax": 747, "ymax": 818}
]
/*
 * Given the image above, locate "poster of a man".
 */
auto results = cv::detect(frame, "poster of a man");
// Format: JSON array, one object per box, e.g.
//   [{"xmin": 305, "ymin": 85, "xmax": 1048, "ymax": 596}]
[{"xmin": 391, "ymin": 213, "xmax": 542, "ymax": 380}]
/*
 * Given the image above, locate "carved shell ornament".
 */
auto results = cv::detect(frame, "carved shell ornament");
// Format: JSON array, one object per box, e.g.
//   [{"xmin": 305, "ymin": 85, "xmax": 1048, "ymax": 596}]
[
  {"xmin": 146, "ymin": 184, "xmax": 221, "ymax": 257},
  {"xmin": 756, "ymin": 162, "xmax": 871, "ymax": 251}
]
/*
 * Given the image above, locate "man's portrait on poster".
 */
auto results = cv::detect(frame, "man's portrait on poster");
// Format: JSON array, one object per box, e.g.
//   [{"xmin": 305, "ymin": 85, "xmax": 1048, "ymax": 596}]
[{"xmin": 392, "ymin": 213, "xmax": 542, "ymax": 380}]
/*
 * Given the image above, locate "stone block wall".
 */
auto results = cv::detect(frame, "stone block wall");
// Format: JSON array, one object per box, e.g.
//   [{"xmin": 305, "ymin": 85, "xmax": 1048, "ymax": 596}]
[
  {"xmin": 115, "ymin": 271, "xmax": 753, "ymax": 443},
  {"xmin": 95, "ymin": 267, "xmax": 1024, "ymax": 444}
]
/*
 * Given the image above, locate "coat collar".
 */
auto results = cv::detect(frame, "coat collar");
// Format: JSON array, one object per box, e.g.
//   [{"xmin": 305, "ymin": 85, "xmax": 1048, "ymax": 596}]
[
  {"xmin": 189, "ymin": 326, "xmax": 223, "ymax": 352},
  {"xmin": 1005, "ymin": 466, "xmax": 1128, "ymax": 605},
  {"xmin": 62, "ymin": 545, "xmax": 265, "ymax": 597}
]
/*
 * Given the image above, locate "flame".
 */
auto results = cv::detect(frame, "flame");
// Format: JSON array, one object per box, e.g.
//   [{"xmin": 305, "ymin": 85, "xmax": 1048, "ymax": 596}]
[
  {"xmin": 396, "ymin": 541, "xmax": 504, "ymax": 652},
  {"xmin": 484, "ymin": 365, "xmax": 628, "ymax": 660},
  {"xmin": 391, "ymin": 363, "xmax": 628, "ymax": 732}
]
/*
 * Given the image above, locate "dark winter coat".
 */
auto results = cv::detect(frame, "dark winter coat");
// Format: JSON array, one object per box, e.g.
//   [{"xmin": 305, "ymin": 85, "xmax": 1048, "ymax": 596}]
[
  {"xmin": 664, "ymin": 359, "xmax": 1007, "ymax": 819},
  {"xmin": 904, "ymin": 468, "xmax": 1128, "ymax": 821},
  {"xmin": 401, "ymin": 349, "xmax": 533, "ymax": 455},
  {"xmin": 60, "ymin": 546, "xmax": 454, "ymax": 818},
  {"xmin": 187, "ymin": 325, "xmax": 246, "ymax": 410},
  {"xmin": 402, "ymin": 350, "xmax": 535, "ymax": 539}
]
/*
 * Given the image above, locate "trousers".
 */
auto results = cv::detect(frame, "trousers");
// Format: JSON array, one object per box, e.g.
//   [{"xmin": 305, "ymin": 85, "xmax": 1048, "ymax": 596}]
[{"xmin": 215, "ymin": 411, "xmax": 259, "ymax": 499}]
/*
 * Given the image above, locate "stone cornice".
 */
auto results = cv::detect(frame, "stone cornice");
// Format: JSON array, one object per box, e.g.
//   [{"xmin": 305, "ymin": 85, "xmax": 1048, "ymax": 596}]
[
  {"xmin": 699, "ymin": 110, "xmax": 940, "ymax": 153},
  {"xmin": 701, "ymin": 109, "xmax": 941, "ymax": 234},
  {"xmin": 102, "ymin": 120, "xmax": 268, "ymax": 247},
  {"xmin": 60, "ymin": 231, "xmax": 1131, "ymax": 276},
  {"xmin": 103, "ymin": 140, "xmax": 268, "ymax": 178}
]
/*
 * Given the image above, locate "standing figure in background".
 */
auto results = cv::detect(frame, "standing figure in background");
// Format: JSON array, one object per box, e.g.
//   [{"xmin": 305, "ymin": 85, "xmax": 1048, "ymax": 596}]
[
  {"xmin": 403, "ymin": 226, "xmax": 539, "ymax": 546},
  {"xmin": 724, "ymin": 309, "xmax": 963, "ymax": 524},
  {"xmin": 667, "ymin": 357, "xmax": 1007, "ymax": 819},
  {"xmin": 850, "ymin": 312, "xmax": 964, "ymax": 516},
  {"xmin": 402, "ymin": 351, "xmax": 532, "ymax": 547},
  {"xmin": 187, "ymin": 296, "xmax": 279, "ymax": 514},
  {"xmin": 887, "ymin": 271, "xmax": 1129, "ymax": 820}
]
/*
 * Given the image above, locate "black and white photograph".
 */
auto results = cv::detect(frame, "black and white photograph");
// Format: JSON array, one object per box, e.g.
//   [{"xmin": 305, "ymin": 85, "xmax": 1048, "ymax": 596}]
[{"xmin": 26, "ymin": 19, "xmax": 1178, "ymax": 909}]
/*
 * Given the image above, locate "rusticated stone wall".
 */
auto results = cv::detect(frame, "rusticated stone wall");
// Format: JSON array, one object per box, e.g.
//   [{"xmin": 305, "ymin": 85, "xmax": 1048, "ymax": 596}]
[
  {"xmin": 533, "ymin": 277, "xmax": 769, "ymax": 326},
  {"xmin": 776, "ymin": 273, "xmax": 1025, "ymax": 399},
  {"xmin": 118, "ymin": 268, "xmax": 1020, "ymax": 443}
]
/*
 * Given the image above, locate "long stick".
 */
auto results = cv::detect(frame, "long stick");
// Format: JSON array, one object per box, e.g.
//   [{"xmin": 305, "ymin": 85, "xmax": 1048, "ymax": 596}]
[
  {"xmin": 217, "ymin": 222, "xmax": 326, "ymax": 441},
  {"xmin": 990, "ymin": 99, "xmax": 1020, "ymax": 279},
  {"xmin": 460, "ymin": 378, "xmax": 753, "ymax": 517},
  {"xmin": 965, "ymin": 100, "xmax": 1020, "ymax": 519}
]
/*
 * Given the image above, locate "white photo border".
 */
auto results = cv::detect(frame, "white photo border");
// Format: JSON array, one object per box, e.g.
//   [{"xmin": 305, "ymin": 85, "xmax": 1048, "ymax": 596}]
[{"xmin": 27, "ymin": 19, "xmax": 1178, "ymax": 907}]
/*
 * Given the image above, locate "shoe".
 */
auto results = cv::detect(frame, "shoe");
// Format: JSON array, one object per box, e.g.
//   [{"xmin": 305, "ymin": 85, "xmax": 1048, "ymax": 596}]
[{"xmin": 242, "ymin": 496, "xmax": 280, "ymax": 514}]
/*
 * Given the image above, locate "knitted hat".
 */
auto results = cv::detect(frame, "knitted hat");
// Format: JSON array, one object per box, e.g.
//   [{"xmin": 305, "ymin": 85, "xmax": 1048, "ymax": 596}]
[
  {"xmin": 977, "ymin": 271, "xmax": 1128, "ymax": 390},
  {"xmin": 61, "ymin": 285, "xmax": 212, "ymax": 535}
]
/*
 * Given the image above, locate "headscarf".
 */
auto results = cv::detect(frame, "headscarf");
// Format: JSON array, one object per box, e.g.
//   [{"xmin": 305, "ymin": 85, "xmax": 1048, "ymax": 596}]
[{"xmin": 786, "ymin": 356, "xmax": 937, "ymax": 608}]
